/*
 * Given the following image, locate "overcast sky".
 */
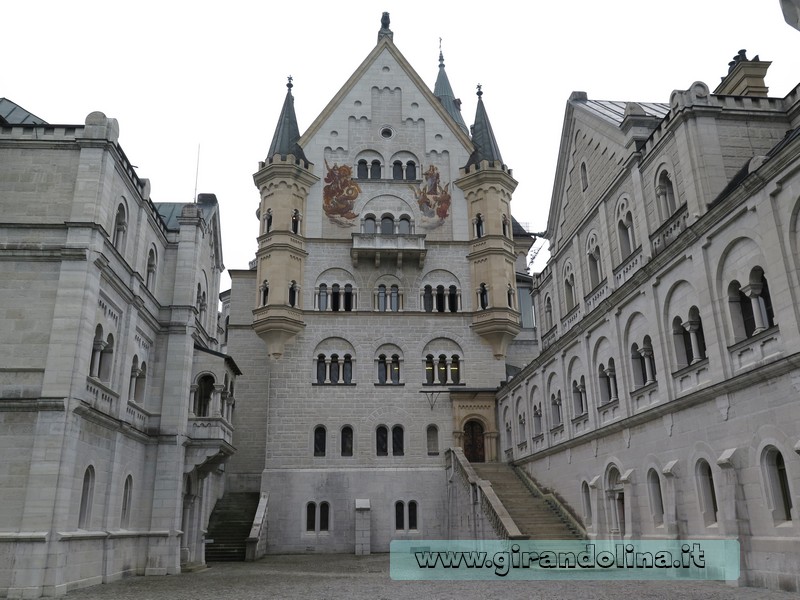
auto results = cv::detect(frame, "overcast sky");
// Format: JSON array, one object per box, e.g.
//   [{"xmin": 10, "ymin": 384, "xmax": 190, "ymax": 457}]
[{"xmin": 5, "ymin": 1, "xmax": 798, "ymax": 283}]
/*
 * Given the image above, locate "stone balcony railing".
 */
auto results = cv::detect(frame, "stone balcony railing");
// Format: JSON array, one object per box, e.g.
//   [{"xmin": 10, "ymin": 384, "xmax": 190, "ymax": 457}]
[
  {"xmin": 85, "ymin": 377, "xmax": 119, "ymax": 417},
  {"xmin": 613, "ymin": 246, "xmax": 643, "ymax": 287},
  {"xmin": 650, "ymin": 204, "xmax": 688, "ymax": 256},
  {"xmin": 350, "ymin": 233, "xmax": 426, "ymax": 268},
  {"xmin": 561, "ymin": 305, "xmax": 582, "ymax": 334},
  {"xmin": 540, "ymin": 325, "xmax": 557, "ymax": 350},
  {"xmin": 728, "ymin": 326, "xmax": 783, "ymax": 375},
  {"xmin": 124, "ymin": 401, "xmax": 152, "ymax": 432},
  {"xmin": 584, "ymin": 279, "xmax": 609, "ymax": 313},
  {"xmin": 187, "ymin": 416, "xmax": 234, "ymax": 445}
]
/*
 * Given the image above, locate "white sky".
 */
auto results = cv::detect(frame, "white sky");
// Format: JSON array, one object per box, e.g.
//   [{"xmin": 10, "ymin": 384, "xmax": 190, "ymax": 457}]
[{"xmin": 5, "ymin": 1, "xmax": 798, "ymax": 284}]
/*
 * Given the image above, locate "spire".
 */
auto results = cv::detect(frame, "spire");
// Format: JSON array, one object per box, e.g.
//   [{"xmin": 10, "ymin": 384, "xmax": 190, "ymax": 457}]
[
  {"xmin": 433, "ymin": 45, "xmax": 469, "ymax": 135},
  {"xmin": 267, "ymin": 77, "xmax": 308, "ymax": 164},
  {"xmin": 465, "ymin": 85, "xmax": 505, "ymax": 169}
]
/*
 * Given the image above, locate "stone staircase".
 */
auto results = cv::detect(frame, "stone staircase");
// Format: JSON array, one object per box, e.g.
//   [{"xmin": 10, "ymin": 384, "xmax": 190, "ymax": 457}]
[
  {"xmin": 205, "ymin": 492, "xmax": 260, "ymax": 562},
  {"xmin": 471, "ymin": 463, "xmax": 582, "ymax": 540}
]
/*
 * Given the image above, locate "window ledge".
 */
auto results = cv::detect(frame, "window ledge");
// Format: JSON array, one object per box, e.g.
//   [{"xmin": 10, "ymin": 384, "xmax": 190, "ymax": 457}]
[
  {"xmin": 422, "ymin": 382, "xmax": 464, "ymax": 387},
  {"xmin": 571, "ymin": 412, "xmax": 589, "ymax": 424},
  {"xmin": 374, "ymin": 383, "xmax": 405, "ymax": 387},
  {"xmin": 631, "ymin": 381, "xmax": 658, "ymax": 395},
  {"xmin": 727, "ymin": 325, "xmax": 780, "ymax": 352},
  {"xmin": 549, "ymin": 424, "xmax": 564, "ymax": 434},
  {"xmin": 597, "ymin": 399, "xmax": 620, "ymax": 411},
  {"xmin": 671, "ymin": 357, "xmax": 709, "ymax": 378},
  {"xmin": 312, "ymin": 383, "xmax": 357, "ymax": 386}
]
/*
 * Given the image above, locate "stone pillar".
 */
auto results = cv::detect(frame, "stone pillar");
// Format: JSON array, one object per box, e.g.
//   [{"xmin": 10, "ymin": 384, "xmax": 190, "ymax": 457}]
[
  {"xmin": 640, "ymin": 349, "xmax": 655, "ymax": 385},
  {"xmin": 606, "ymin": 368, "xmax": 619, "ymax": 401},
  {"xmin": 742, "ymin": 283, "xmax": 766, "ymax": 333},
  {"xmin": 90, "ymin": 340, "xmax": 106, "ymax": 377},
  {"xmin": 354, "ymin": 499, "xmax": 371, "ymax": 555},
  {"xmin": 684, "ymin": 321, "xmax": 702, "ymax": 363}
]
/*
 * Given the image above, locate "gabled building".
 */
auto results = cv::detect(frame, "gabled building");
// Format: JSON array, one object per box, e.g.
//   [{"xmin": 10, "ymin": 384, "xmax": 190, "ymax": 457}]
[
  {"xmin": 497, "ymin": 52, "xmax": 800, "ymax": 591},
  {"xmin": 223, "ymin": 14, "xmax": 535, "ymax": 552},
  {"xmin": 0, "ymin": 101, "xmax": 239, "ymax": 596}
]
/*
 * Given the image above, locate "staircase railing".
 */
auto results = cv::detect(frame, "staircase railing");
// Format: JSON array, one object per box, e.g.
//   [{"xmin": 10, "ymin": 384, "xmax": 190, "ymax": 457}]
[
  {"xmin": 512, "ymin": 466, "xmax": 587, "ymax": 539},
  {"xmin": 447, "ymin": 448, "xmax": 527, "ymax": 541},
  {"xmin": 245, "ymin": 492, "xmax": 269, "ymax": 561}
]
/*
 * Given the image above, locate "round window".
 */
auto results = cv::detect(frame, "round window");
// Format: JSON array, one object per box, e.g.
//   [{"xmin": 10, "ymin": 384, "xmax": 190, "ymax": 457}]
[{"xmin": 380, "ymin": 127, "xmax": 393, "ymax": 139}]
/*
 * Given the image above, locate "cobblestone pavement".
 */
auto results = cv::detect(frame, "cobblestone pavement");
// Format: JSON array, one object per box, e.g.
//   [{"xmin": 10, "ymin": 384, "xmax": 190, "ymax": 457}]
[{"xmin": 67, "ymin": 555, "xmax": 797, "ymax": 600}]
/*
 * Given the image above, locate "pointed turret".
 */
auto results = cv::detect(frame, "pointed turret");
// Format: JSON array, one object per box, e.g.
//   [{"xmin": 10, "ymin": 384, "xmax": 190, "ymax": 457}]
[
  {"xmin": 455, "ymin": 86, "xmax": 520, "ymax": 359},
  {"xmin": 465, "ymin": 85, "xmax": 505, "ymax": 169},
  {"xmin": 434, "ymin": 50, "xmax": 469, "ymax": 136},
  {"xmin": 253, "ymin": 79, "xmax": 319, "ymax": 359},
  {"xmin": 267, "ymin": 77, "xmax": 308, "ymax": 164}
]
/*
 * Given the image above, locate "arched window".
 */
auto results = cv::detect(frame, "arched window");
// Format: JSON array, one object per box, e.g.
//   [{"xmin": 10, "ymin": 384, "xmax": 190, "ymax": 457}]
[
  {"xmin": 507, "ymin": 284, "xmax": 515, "ymax": 309},
  {"xmin": 261, "ymin": 280, "xmax": 269, "ymax": 306},
  {"xmin": 696, "ymin": 459, "xmax": 719, "ymax": 526},
  {"xmin": 607, "ymin": 467, "xmax": 625, "ymax": 536},
  {"xmin": 196, "ymin": 374, "xmax": 214, "ymax": 417},
  {"xmin": 405, "ymin": 161, "xmax": 416, "ymax": 180},
  {"xmin": 598, "ymin": 364, "xmax": 610, "ymax": 404},
  {"xmin": 425, "ymin": 355, "xmax": 435, "ymax": 384},
  {"xmin": 318, "ymin": 284, "xmax": 328, "ymax": 311},
  {"xmin": 426, "ymin": 425, "xmax": 439, "ymax": 456},
  {"xmin": 448, "ymin": 286, "xmax": 458, "ymax": 313},
  {"xmin": 398, "ymin": 216, "xmax": 411, "ymax": 234},
  {"xmin": 581, "ymin": 481, "xmax": 592, "ymax": 526},
  {"xmin": 475, "ymin": 214, "xmax": 484, "ymax": 238},
  {"xmin": 316, "ymin": 354, "xmax": 326, "ymax": 384},
  {"xmin": 370, "ymin": 160, "xmax": 381, "ymax": 180},
  {"xmin": 99, "ymin": 333, "xmax": 114, "ymax": 382},
  {"xmin": 306, "ymin": 502, "xmax": 316, "ymax": 531},
  {"xmin": 618, "ymin": 212, "xmax": 634, "ymax": 259},
  {"xmin": 134, "ymin": 362, "xmax": 147, "ymax": 404},
  {"xmin": 450, "ymin": 355, "xmax": 460, "ymax": 385},
  {"xmin": 265, "ymin": 208, "xmax": 273, "ymax": 233},
  {"xmin": 544, "ymin": 296, "xmax": 553, "ymax": 330},
  {"xmin": 380, "ymin": 216, "xmax": 394, "ymax": 235},
  {"xmin": 329, "ymin": 354, "xmax": 340, "ymax": 384},
  {"xmin": 580, "ymin": 162, "xmax": 589, "ymax": 192},
  {"xmin": 564, "ymin": 273, "xmax": 576, "ymax": 312},
  {"xmin": 344, "ymin": 284, "xmax": 354, "ymax": 311},
  {"xmin": 377, "ymin": 354, "xmax": 387, "ymax": 384},
  {"xmin": 319, "ymin": 501, "xmax": 330, "ymax": 531},
  {"xmin": 648, "ymin": 469, "xmax": 665, "ymax": 527},
  {"xmin": 392, "ymin": 160, "xmax": 403, "ymax": 180},
  {"xmin": 376, "ymin": 426, "xmax": 389, "ymax": 456},
  {"xmin": 763, "ymin": 447, "xmax": 793, "ymax": 522},
  {"xmin": 657, "ymin": 170, "xmax": 677, "ymax": 218},
  {"xmin": 533, "ymin": 404, "xmax": 542, "ymax": 436},
  {"xmin": 502, "ymin": 215, "xmax": 509, "ymax": 237},
  {"xmin": 390, "ymin": 354, "xmax": 401, "ymax": 384},
  {"xmin": 551, "ymin": 392, "xmax": 562, "ymax": 426},
  {"xmin": 408, "ymin": 501, "xmax": 418, "ymax": 529},
  {"xmin": 631, "ymin": 343, "xmax": 646, "ymax": 388},
  {"xmin": 390, "ymin": 285, "xmax": 400, "ymax": 312},
  {"xmin": 112, "ymin": 204, "xmax": 127, "ymax": 251},
  {"xmin": 688, "ymin": 306, "xmax": 707, "ymax": 362},
  {"xmin": 291, "ymin": 209, "xmax": 301, "ymax": 234},
  {"xmin": 357, "ymin": 160, "xmax": 368, "ymax": 179},
  {"xmin": 588, "ymin": 245, "xmax": 602, "ymax": 289},
  {"xmin": 479, "ymin": 283, "xmax": 489, "ymax": 310},
  {"xmin": 392, "ymin": 425, "xmax": 404, "ymax": 456},
  {"xmin": 288, "ymin": 281, "xmax": 298, "ymax": 308},
  {"xmin": 395, "ymin": 501, "xmax": 405, "ymax": 530},
  {"xmin": 78, "ymin": 466, "xmax": 95, "ymax": 529},
  {"xmin": 423, "ymin": 285, "xmax": 433, "ymax": 312},
  {"xmin": 377, "ymin": 285, "xmax": 387, "ymax": 312},
  {"xmin": 146, "ymin": 249, "xmax": 157, "ymax": 291},
  {"xmin": 673, "ymin": 316, "xmax": 693, "ymax": 368},
  {"xmin": 572, "ymin": 379, "xmax": 585, "ymax": 415},
  {"xmin": 435, "ymin": 285, "xmax": 445, "ymax": 312},
  {"xmin": 331, "ymin": 284, "xmax": 341, "ymax": 312},
  {"xmin": 437, "ymin": 354, "xmax": 447, "ymax": 385},
  {"xmin": 121, "ymin": 475, "xmax": 133, "ymax": 529},
  {"xmin": 341, "ymin": 426, "xmax": 353, "ymax": 457},
  {"xmin": 314, "ymin": 426, "xmax": 326, "ymax": 457},
  {"xmin": 364, "ymin": 215, "xmax": 376, "ymax": 234},
  {"xmin": 343, "ymin": 354, "xmax": 353, "ymax": 384}
]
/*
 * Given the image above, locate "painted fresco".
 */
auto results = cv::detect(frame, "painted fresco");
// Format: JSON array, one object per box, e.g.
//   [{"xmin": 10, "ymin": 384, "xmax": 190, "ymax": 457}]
[
  {"xmin": 323, "ymin": 160, "xmax": 361, "ymax": 226},
  {"xmin": 411, "ymin": 164, "xmax": 451, "ymax": 229}
]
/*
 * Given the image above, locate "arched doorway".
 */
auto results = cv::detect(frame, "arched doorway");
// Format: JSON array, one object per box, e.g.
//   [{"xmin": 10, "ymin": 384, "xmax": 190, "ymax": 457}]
[{"xmin": 463, "ymin": 420, "xmax": 485, "ymax": 462}]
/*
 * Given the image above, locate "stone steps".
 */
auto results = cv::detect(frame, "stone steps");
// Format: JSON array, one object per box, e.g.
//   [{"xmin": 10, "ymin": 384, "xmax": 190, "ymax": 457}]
[
  {"xmin": 471, "ymin": 463, "xmax": 581, "ymax": 540},
  {"xmin": 205, "ymin": 492, "xmax": 260, "ymax": 562}
]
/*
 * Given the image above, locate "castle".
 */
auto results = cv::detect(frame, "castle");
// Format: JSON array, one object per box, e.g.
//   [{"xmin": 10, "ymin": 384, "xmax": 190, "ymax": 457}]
[{"xmin": 1, "ymin": 13, "xmax": 798, "ymax": 597}]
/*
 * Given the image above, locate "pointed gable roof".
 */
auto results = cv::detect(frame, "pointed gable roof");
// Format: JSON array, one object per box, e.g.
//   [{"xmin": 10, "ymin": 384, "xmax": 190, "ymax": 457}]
[
  {"xmin": 298, "ymin": 35, "xmax": 474, "ymax": 151},
  {"xmin": 434, "ymin": 51, "xmax": 469, "ymax": 136},
  {"xmin": 464, "ymin": 86, "xmax": 505, "ymax": 169},
  {"xmin": 267, "ymin": 79, "xmax": 309, "ymax": 164}
]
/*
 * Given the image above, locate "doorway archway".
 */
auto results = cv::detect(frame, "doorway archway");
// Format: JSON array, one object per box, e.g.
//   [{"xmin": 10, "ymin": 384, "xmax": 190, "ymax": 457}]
[{"xmin": 463, "ymin": 420, "xmax": 485, "ymax": 462}]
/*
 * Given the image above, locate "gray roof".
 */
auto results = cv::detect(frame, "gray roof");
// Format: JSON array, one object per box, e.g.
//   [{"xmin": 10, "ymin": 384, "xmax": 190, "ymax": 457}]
[
  {"xmin": 465, "ymin": 89, "xmax": 505, "ymax": 169},
  {"xmin": 0, "ymin": 98, "xmax": 48, "ymax": 125},
  {"xmin": 267, "ymin": 81, "xmax": 308, "ymax": 165},
  {"xmin": 578, "ymin": 99, "xmax": 669, "ymax": 125},
  {"xmin": 154, "ymin": 203, "xmax": 184, "ymax": 230},
  {"xmin": 433, "ymin": 52, "xmax": 469, "ymax": 136}
]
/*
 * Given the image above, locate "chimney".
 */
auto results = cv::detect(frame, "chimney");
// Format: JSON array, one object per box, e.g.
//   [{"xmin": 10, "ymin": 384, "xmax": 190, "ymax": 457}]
[{"xmin": 713, "ymin": 50, "xmax": 771, "ymax": 97}]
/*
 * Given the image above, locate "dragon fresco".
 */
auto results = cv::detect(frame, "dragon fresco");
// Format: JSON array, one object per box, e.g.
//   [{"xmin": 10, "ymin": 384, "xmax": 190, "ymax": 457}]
[{"xmin": 323, "ymin": 160, "xmax": 361, "ymax": 226}]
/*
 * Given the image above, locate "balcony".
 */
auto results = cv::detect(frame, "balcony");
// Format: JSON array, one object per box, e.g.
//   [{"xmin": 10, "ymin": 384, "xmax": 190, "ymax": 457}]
[
  {"xmin": 728, "ymin": 326, "xmax": 783, "ymax": 375},
  {"xmin": 613, "ymin": 246, "xmax": 643, "ymax": 287},
  {"xmin": 185, "ymin": 416, "xmax": 235, "ymax": 472},
  {"xmin": 584, "ymin": 279, "xmax": 609, "ymax": 313},
  {"xmin": 650, "ymin": 204, "xmax": 688, "ymax": 256},
  {"xmin": 351, "ymin": 233, "xmax": 426, "ymax": 268},
  {"xmin": 85, "ymin": 377, "xmax": 119, "ymax": 417}
]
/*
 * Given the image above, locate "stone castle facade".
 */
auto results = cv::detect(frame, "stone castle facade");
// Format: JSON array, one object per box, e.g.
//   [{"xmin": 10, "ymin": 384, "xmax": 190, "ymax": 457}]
[{"xmin": 1, "ymin": 14, "xmax": 798, "ymax": 597}]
